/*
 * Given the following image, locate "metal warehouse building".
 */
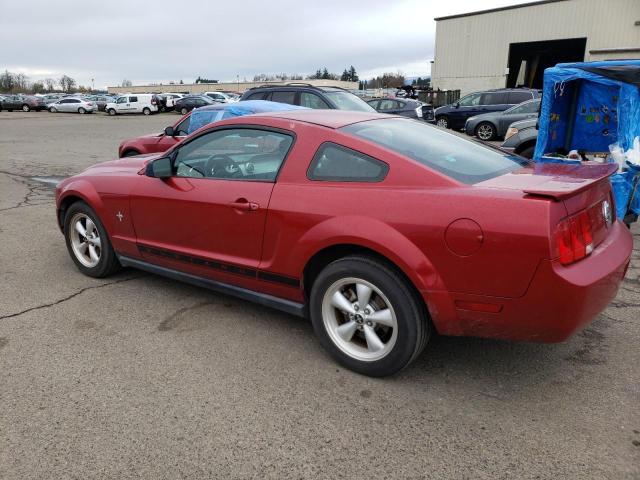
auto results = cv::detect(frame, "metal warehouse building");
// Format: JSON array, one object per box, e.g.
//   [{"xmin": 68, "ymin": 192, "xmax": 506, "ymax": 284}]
[{"xmin": 431, "ymin": 0, "xmax": 640, "ymax": 95}]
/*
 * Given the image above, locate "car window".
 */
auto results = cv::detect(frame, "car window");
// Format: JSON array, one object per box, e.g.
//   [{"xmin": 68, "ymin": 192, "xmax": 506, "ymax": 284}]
[
  {"xmin": 116, "ymin": 97, "xmax": 127, "ymax": 103},
  {"xmin": 270, "ymin": 91, "xmax": 297, "ymax": 105},
  {"xmin": 506, "ymin": 99, "xmax": 540, "ymax": 114},
  {"xmin": 245, "ymin": 92, "xmax": 266, "ymax": 101},
  {"xmin": 300, "ymin": 92, "xmax": 330, "ymax": 109},
  {"xmin": 457, "ymin": 93, "xmax": 482, "ymax": 106},
  {"xmin": 175, "ymin": 116, "xmax": 191, "ymax": 136},
  {"xmin": 342, "ymin": 118, "xmax": 529, "ymax": 184},
  {"xmin": 308, "ymin": 143, "xmax": 388, "ymax": 182},
  {"xmin": 507, "ymin": 91, "xmax": 534, "ymax": 104},
  {"xmin": 480, "ymin": 92, "xmax": 507, "ymax": 105},
  {"xmin": 70, "ymin": 99, "xmax": 80, "ymax": 103},
  {"xmin": 129, "ymin": 96, "xmax": 138, "ymax": 103},
  {"xmin": 174, "ymin": 128, "xmax": 293, "ymax": 181},
  {"xmin": 323, "ymin": 90, "xmax": 376, "ymax": 112},
  {"xmin": 378, "ymin": 99, "xmax": 396, "ymax": 111}
]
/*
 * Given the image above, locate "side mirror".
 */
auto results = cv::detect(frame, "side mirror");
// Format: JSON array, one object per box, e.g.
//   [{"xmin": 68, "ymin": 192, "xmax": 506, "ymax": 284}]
[
  {"xmin": 145, "ymin": 156, "xmax": 172, "ymax": 179},
  {"xmin": 164, "ymin": 126, "xmax": 175, "ymax": 137},
  {"xmin": 454, "ymin": 102, "xmax": 460, "ymax": 109}
]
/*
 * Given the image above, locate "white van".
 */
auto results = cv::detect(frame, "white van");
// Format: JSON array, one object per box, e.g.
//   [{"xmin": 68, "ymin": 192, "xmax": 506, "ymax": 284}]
[{"xmin": 105, "ymin": 94, "xmax": 159, "ymax": 115}]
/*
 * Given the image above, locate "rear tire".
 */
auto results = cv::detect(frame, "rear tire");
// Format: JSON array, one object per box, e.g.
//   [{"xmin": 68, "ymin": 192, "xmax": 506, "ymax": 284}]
[
  {"xmin": 78, "ymin": 107, "xmax": 86, "ymax": 114},
  {"xmin": 435, "ymin": 115, "xmax": 449, "ymax": 129},
  {"xmin": 64, "ymin": 202, "xmax": 121, "ymax": 278},
  {"xmin": 108, "ymin": 108, "xmax": 116, "ymax": 116},
  {"xmin": 122, "ymin": 150, "xmax": 140, "ymax": 157},
  {"xmin": 475, "ymin": 122, "xmax": 496, "ymax": 141},
  {"xmin": 22, "ymin": 104, "xmax": 30, "ymax": 112},
  {"xmin": 309, "ymin": 256, "xmax": 430, "ymax": 377},
  {"xmin": 180, "ymin": 107, "xmax": 188, "ymax": 115},
  {"xmin": 142, "ymin": 107, "xmax": 151, "ymax": 115}
]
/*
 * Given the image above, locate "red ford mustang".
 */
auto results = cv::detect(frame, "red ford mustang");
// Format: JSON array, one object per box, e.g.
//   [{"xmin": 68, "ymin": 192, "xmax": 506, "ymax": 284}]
[{"xmin": 56, "ymin": 110, "xmax": 632, "ymax": 376}]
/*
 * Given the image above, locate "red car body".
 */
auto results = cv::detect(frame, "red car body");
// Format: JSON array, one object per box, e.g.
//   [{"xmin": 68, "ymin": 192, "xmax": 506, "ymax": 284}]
[
  {"xmin": 57, "ymin": 110, "xmax": 632, "ymax": 371},
  {"xmin": 117, "ymin": 112, "xmax": 191, "ymax": 157}
]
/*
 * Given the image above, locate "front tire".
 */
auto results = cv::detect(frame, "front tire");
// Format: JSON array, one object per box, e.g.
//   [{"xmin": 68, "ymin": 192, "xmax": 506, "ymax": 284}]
[
  {"xmin": 518, "ymin": 145, "xmax": 535, "ymax": 159},
  {"xmin": 142, "ymin": 107, "xmax": 151, "ymax": 115},
  {"xmin": 49, "ymin": 107, "xmax": 57, "ymax": 113},
  {"xmin": 22, "ymin": 104, "xmax": 31, "ymax": 112},
  {"xmin": 435, "ymin": 115, "xmax": 449, "ymax": 129},
  {"xmin": 475, "ymin": 122, "xmax": 496, "ymax": 141},
  {"xmin": 309, "ymin": 256, "xmax": 430, "ymax": 377},
  {"xmin": 64, "ymin": 202, "xmax": 121, "ymax": 278},
  {"xmin": 180, "ymin": 107, "xmax": 188, "ymax": 115},
  {"xmin": 108, "ymin": 108, "xmax": 116, "ymax": 116},
  {"xmin": 122, "ymin": 150, "xmax": 140, "ymax": 157}
]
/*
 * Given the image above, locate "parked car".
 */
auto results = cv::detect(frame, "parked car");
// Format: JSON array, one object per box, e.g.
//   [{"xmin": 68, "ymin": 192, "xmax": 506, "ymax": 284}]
[
  {"xmin": 91, "ymin": 95, "xmax": 115, "ymax": 112},
  {"xmin": 240, "ymin": 84, "xmax": 376, "ymax": 112},
  {"xmin": 157, "ymin": 93, "xmax": 185, "ymax": 112},
  {"xmin": 367, "ymin": 98, "xmax": 434, "ymax": 122},
  {"xmin": 464, "ymin": 98, "xmax": 541, "ymax": 141},
  {"xmin": 500, "ymin": 118, "xmax": 538, "ymax": 158},
  {"xmin": 204, "ymin": 91, "xmax": 239, "ymax": 103},
  {"xmin": 55, "ymin": 110, "xmax": 631, "ymax": 377},
  {"xmin": 48, "ymin": 97, "xmax": 95, "ymax": 114},
  {"xmin": 118, "ymin": 100, "xmax": 306, "ymax": 157},
  {"xmin": 173, "ymin": 95, "xmax": 216, "ymax": 115},
  {"xmin": 105, "ymin": 94, "xmax": 159, "ymax": 115},
  {"xmin": 434, "ymin": 88, "xmax": 540, "ymax": 130},
  {"xmin": 0, "ymin": 95, "xmax": 47, "ymax": 112}
]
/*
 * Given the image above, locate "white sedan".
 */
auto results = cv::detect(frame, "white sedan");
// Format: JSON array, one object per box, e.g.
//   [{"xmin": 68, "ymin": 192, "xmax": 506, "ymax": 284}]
[{"xmin": 48, "ymin": 98, "xmax": 95, "ymax": 114}]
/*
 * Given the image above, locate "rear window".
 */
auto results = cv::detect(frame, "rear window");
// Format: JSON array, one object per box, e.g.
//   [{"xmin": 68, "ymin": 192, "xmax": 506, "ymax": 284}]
[{"xmin": 341, "ymin": 118, "xmax": 529, "ymax": 184}]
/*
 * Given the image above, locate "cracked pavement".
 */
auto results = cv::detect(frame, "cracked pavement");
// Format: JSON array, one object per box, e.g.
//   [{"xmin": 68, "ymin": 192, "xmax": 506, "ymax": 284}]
[{"xmin": 0, "ymin": 111, "xmax": 639, "ymax": 479}]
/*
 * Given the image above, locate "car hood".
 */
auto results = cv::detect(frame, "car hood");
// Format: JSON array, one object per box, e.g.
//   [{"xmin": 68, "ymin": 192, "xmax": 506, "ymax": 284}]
[{"xmin": 80, "ymin": 153, "xmax": 163, "ymax": 176}]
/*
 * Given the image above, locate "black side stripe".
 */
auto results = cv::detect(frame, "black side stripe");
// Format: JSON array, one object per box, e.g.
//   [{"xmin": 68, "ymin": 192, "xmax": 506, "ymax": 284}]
[{"xmin": 137, "ymin": 244, "xmax": 299, "ymax": 288}]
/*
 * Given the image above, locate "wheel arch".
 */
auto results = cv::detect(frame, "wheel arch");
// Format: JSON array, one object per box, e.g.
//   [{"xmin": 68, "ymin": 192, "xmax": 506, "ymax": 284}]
[
  {"xmin": 514, "ymin": 139, "xmax": 537, "ymax": 155},
  {"xmin": 57, "ymin": 182, "xmax": 107, "ymax": 232}
]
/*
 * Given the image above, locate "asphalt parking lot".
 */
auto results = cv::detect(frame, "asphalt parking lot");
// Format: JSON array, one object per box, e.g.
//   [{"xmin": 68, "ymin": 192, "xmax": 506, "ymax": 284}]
[{"xmin": 0, "ymin": 111, "xmax": 638, "ymax": 479}]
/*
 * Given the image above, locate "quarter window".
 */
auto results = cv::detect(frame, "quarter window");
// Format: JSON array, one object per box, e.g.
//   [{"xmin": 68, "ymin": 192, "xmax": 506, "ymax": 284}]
[
  {"xmin": 308, "ymin": 143, "xmax": 388, "ymax": 182},
  {"xmin": 129, "ymin": 96, "xmax": 138, "ymax": 102},
  {"xmin": 480, "ymin": 92, "xmax": 507, "ymax": 105},
  {"xmin": 174, "ymin": 128, "xmax": 293, "ymax": 181}
]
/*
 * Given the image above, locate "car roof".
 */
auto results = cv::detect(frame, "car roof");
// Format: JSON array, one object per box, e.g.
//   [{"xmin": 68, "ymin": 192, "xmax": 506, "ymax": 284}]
[{"xmin": 248, "ymin": 109, "xmax": 384, "ymax": 129}]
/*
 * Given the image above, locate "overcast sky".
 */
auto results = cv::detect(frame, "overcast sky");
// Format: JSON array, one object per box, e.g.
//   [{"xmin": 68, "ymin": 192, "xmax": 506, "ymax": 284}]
[{"xmin": 1, "ymin": 0, "xmax": 532, "ymax": 89}]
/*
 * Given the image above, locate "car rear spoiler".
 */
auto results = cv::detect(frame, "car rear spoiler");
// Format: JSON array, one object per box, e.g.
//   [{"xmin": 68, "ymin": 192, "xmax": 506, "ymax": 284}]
[{"xmin": 522, "ymin": 162, "xmax": 618, "ymax": 200}]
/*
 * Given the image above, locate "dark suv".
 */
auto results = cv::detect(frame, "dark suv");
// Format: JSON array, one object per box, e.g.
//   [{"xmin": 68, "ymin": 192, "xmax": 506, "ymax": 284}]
[
  {"xmin": 433, "ymin": 88, "xmax": 540, "ymax": 130},
  {"xmin": 240, "ymin": 84, "xmax": 376, "ymax": 112}
]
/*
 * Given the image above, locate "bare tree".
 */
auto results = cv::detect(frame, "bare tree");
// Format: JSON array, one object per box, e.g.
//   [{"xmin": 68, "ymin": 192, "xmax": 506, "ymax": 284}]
[
  {"xmin": 121, "ymin": 78, "xmax": 133, "ymax": 87},
  {"xmin": 59, "ymin": 75, "xmax": 77, "ymax": 93},
  {"xmin": 44, "ymin": 78, "xmax": 57, "ymax": 92}
]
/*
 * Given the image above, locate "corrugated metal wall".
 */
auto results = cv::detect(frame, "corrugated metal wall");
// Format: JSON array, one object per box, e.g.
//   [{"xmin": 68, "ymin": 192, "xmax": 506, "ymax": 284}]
[{"xmin": 432, "ymin": 0, "xmax": 640, "ymax": 95}]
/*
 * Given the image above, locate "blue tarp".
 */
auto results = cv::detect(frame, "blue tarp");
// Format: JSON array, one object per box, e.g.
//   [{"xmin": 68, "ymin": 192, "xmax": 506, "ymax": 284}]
[
  {"xmin": 187, "ymin": 100, "xmax": 308, "ymax": 134},
  {"xmin": 534, "ymin": 60, "xmax": 640, "ymax": 159}
]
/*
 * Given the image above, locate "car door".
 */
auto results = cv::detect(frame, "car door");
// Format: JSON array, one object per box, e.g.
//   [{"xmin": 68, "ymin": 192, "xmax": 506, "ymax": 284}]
[
  {"xmin": 129, "ymin": 126, "xmax": 295, "ymax": 289},
  {"xmin": 449, "ymin": 92, "xmax": 482, "ymax": 129},
  {"xmin": 115, "ymin": 96, "xmax": 128, "ymax": 113}
]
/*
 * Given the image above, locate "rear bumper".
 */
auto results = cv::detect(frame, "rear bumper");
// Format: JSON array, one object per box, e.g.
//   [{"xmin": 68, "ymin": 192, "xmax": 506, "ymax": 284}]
[{"xmin": 426, "ymin": 220, "xmax": 633, "ymax": 342}]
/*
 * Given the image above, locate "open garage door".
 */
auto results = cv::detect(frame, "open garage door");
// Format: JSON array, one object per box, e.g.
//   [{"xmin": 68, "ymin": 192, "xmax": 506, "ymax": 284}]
[{"xmin": 506, "ymin": 38, "xmax": 586, "ymax": 90}]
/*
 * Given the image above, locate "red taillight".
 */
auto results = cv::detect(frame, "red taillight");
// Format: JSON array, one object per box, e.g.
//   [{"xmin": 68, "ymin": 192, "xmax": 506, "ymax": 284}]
[{"xmin": 554, "ymin": 209, "xmax": 594, "ymax": 265}]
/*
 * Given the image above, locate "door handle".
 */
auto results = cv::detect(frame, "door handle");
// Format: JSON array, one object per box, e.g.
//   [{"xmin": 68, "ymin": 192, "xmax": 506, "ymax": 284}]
[{"xmin": 229, "ymin": 199, "xmax": 259, "ymax": 211}]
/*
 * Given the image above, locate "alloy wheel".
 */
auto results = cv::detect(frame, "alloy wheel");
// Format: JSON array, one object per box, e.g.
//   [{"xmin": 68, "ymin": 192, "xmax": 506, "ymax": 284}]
[
  {"xmin": 22, "ymin": 105, "xmax": 30, "ymax": 112},
  {"xmin": 321, "ymin": 277, "xmax": 398, "ymax": 362},
  {"xmin": 436, "ymin": 117, "xmax": 448, "ymax": 128},
  {"xmin": 476, "ymin": 123, "xmax": 495, "ymax": 140},
  {"xmin": 69, "ymin": 213, "xmax": 102, "ymax": 268}
]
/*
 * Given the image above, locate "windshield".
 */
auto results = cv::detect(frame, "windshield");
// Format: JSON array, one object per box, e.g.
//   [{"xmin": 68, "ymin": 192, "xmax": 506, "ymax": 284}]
[
  {"xmin": 323, "ymin": 91, "xmax": 376, "ymax": 112},
  {"xmin": 341, "ymin": 118, "xmax": 529, "ymax": 184}
]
